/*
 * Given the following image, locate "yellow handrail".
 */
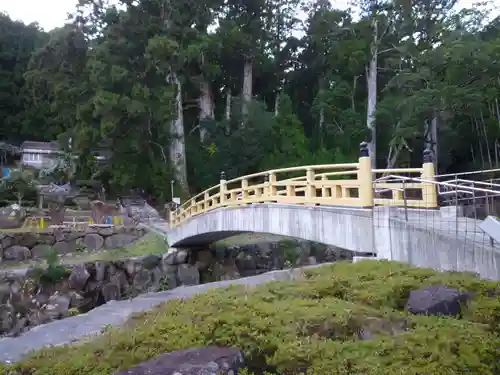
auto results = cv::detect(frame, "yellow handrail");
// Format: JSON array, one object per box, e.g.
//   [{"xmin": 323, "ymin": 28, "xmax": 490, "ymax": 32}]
[{"xmin": 170, "ymin": 145, "xmax": 438, "ymax": 227}]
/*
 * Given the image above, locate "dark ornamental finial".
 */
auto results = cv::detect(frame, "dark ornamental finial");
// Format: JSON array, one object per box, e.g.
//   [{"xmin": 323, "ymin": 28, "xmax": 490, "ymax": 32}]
[
  {"xmin": 423, "ymin": 148, "xmax": 433, "ymax": 163},
  {"xmin": 359, "ymin": 141, "xmax": 369, "ymax": 157}
]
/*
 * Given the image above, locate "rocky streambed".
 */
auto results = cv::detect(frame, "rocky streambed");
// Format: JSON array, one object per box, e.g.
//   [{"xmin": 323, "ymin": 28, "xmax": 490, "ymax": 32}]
[{"xmin": 0, "ymin": 238, "xmax": 356, "ymax": 339}]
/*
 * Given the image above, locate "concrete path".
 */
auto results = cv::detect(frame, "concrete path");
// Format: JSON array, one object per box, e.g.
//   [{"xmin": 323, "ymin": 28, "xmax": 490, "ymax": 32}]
[{"xmin": 0, "ymin": 265, "xmax": 320, "ymax": 364}]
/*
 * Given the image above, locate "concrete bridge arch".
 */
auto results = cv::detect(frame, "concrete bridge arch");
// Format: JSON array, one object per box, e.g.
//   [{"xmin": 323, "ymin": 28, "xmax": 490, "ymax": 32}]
[
  {"xmin": 167, "ymin": 204, "xmax": 375, "ymax": 251},
  {"xmin": 167, "ymin": 204, "xmax": 500, "ymax": 280}
]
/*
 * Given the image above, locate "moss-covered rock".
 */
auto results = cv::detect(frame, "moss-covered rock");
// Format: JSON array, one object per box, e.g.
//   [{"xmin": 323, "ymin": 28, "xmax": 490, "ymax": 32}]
[{"xmin": 1, "ymin": 260, "xmax": 499, "ymax": 375}]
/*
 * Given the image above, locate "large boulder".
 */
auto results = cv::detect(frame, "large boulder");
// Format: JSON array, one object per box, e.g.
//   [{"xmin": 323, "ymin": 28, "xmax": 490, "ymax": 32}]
[
  {"xmin": 163, "ymin": 249, "xmax": 189, "ymax": 266},
  {"xmin": 0, "ymin": 204, "xmax": 26, "ymax": 229},
  {"xmin": 30, "ymin": 244, "xmax": 52, "ymax": 258},
  {"xmin": 83, "ymin": 233, "xmax": 104, "ymax": 250},
  {"xmin": 3, "ymin": 245, "xmax": 31, "ymax": 261},
  {"xmin": 112, "ymin": 346, "xmax": 244, "ymax": 375},
  {"xmin": 405, "ymin": 285, "xmax": 471, "ymax": 317},
  {"xmin": 177, "ymin": 264, "xmax": 200, "ymax": 286},
  {"xmin": 68, "ymin": 264, "xmax": 91, "ymax": 291}
]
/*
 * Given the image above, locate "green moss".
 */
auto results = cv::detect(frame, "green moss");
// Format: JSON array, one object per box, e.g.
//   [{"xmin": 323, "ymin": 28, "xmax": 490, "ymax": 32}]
[
  {"xmin": 67, "ymin": 308, "xmax": 79, "ymax": 317},
  {"xmin": 79, "ymin": 233, "xmax": 166, "ymax": 262},
  {"xmin": 30, "ymin": 247, "xmax": 70, "ymax": 285},
  {"xmin": 1, "ymin": 260, "xmax": 499, "ymax": 375}
]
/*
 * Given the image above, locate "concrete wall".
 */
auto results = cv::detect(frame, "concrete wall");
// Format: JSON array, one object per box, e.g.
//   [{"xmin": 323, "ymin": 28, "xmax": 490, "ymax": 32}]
[
  {"xmin": 374, "ymin": 207, "xmax": 500, "ymax": 280},
  {"xmin": 167, "ymin": 203, "xmax": 500, "ymax": 280}
]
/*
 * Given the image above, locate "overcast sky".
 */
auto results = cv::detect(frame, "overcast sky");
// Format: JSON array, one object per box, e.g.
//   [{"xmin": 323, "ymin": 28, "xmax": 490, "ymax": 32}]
[{"xmin": 0, "ymin": 0, "xmax": 498, "ymax": 32}]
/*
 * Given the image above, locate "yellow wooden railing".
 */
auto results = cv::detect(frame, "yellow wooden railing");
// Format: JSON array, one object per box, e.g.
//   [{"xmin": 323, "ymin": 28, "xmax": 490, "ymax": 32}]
[{"xmin": 170, "ymin": 144, "xmax": 438, "ymax": 227}]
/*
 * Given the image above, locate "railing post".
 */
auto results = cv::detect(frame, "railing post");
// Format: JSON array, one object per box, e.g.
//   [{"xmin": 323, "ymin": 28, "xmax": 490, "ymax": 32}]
[
  {"xmin": 358, "ymin": 141, "xmax": 373, "ymax": 207},
  {"xmin": 421, "ymin": 148, "xmax": 438, "ymax": 208},
  {"xmin": 204, "ymin": 192, "xmax": 210, "ymax": 211},
  {"xmin": 241, "ymin": 178, "xmax": 249, "ymax": 200},
  {"xmin": 321, "ymin": 175, "xmax": 329, "ymax": 198},
  {"xmin": 305, "ymin": 168, "xmax": 316, "ymax": 199},
  {"xmin": 268, "ymin": 172, "xmax": 277, "ymax": 197},
  {"xmin": 220, "ymin": 171, "xmax": 227, "ymax": 205}
]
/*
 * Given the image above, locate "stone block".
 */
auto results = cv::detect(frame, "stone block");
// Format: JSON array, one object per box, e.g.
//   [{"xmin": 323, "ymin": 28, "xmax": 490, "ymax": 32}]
[
  {"xmin": 3, "ymin": 245, "xmax": 31, "ymax": 261},
  {"xmin": 83, "ymin": 233, "xmax": 104, "ymax": 250},
  {"xmin": 112, "ymin": 346, "xmax": 244, "ymax": 375},
  {"xmin": 406, "ymin": 285, "xmax": 471, "ymax": 317},
  {"xmin": 30, "ymin": 244, "xmax": 52, "ymax": 259},
  {"xmin": 177, "ymin": 264, "xmax": 200, "ymax": 286},
  {"xmin": 54, "ymin": 240, "xmax": 76, "ymax": 254}
]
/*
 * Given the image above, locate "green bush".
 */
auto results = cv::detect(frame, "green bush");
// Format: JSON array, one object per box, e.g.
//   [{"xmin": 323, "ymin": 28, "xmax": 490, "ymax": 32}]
[
  {"xmin": 1, "ymin": 261, "xmax": 499, "ymax": 375},
  {"xmin": 30, "ymin": 247, "xmax": 69, "ymax": 285},
  {"xmin": 277, "ymin": 238, "xmax": 301, "ymax": 266}
]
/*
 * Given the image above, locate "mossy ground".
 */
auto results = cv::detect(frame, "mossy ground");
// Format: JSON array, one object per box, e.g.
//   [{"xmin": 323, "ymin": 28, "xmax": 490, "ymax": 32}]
[
  {"xmin": 70, "ymin": 232, "xmax": 166, "ymax": 262},
  {"xmin": 1, "ymin": 260, "xmax": 499, "ymax": 375}
]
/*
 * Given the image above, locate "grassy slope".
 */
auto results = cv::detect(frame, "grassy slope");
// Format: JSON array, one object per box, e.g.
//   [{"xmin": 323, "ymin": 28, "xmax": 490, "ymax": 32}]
[
  {"xmin": 215, "ymin": 233, "xmax": 288, "ymax": 246},
  {"xmin": 66, "ymin": 233, "xmax": 166, "ymax": 262},
  {"xmin": 1, "ymin": 260, "xmax": 499, "ymax": 375}
]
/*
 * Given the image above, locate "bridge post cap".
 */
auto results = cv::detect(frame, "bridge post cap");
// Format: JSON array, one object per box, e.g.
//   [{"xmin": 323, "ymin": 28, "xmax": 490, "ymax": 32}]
[
  {"xmin": 359, "ymin": 141, "xmax": 369, "ymax": 157},
  {"xmin": 423, "ymin": 148, "xmax": 433, "ymax": 163},
  {"xmin": 220, "ymin": 171, "xmax": 226, "ymax": 180}
]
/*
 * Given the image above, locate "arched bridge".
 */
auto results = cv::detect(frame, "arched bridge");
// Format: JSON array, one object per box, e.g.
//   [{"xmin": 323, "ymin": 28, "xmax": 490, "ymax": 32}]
[{"xmin": 167, "ymin": 143, "xmax": 500, "ymax": 280}]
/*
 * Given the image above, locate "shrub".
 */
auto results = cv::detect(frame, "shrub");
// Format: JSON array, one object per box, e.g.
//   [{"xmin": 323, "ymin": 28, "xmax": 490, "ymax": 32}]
[
  {"xmin": 29, "ymin": 247, "xmax": 69, "ymax": 285},
  {"xmin": 1, "ymin": 260, "xmax": 499, "ymax": 375}
]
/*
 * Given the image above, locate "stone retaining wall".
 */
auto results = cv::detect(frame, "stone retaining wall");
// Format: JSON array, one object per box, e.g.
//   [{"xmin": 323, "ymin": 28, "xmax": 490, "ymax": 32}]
[
  {"xmin": 0, "ymin": 226, "xmax": 146, "ymax": 262},
  {"xmin": 0, "ymin": 239, "xmax": 355, "ymax": 337}
]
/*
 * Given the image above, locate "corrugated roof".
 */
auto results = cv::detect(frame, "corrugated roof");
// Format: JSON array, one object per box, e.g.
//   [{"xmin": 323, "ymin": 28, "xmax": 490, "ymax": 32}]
[{"xmin": 21, "ymin": 141, "xmax": 60, "ymax": 151}]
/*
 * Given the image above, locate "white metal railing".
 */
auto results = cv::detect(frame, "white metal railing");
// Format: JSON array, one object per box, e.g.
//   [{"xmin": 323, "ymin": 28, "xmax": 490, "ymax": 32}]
[{"xmin": 375, "ymin": 174, "xmax": 500, "ymax": 197}]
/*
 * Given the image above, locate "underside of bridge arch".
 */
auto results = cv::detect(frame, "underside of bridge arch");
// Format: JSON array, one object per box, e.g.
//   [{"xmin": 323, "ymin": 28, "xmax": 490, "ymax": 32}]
[{"xmin": 167, "ymin": 204, "xmax": 375, "ymax": 251}]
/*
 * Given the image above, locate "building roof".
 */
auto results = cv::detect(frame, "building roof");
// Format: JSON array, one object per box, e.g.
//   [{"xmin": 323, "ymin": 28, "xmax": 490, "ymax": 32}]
[
  {"xmin": 91, "ymin": 149, "xmax": 112, "ymax": 159},
  {"xmin": 20, "ymin": 141, "xmax": 60, "ymax": 152},
  {"xmin": 19, "ymin": 141, "xmax": 111, "ymax": 160}
]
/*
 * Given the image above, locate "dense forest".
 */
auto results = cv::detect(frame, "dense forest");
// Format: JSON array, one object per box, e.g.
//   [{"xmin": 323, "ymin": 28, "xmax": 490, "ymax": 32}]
[{"xmin": 1, "ymin": 0, "xmax": 500, "ymax": 203}]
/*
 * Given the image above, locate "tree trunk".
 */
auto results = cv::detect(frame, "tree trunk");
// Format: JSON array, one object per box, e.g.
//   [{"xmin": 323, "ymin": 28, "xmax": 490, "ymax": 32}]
[
  {"xmin": 160, "ymin": 0, "xmax": 188, "ymax": 194},
  {"xmin": 225, "ymin": 89, "xmax": 232, "ymax": 120},
  {"xmin": 242, "ymin": 58, "xmax": 253, "ymax": 120},
  {"xmin": 170, "ymin": 73, "xmax": 188, "ymax": 193},
  {"xmin": 424, "ymin": 114, "xmax": 439, "ymax": 171},
  {"xmin": 274, "ymin": 91, "xmax": 280, "ymax": 117},
  {"xmin": 199, "ymin": 80, "xmax": 215, "ymax": 142},
  {"xmin": 319, "ymin": 107, "xmax": 325, "ymax": 149},
  {"xmin": 366, "ymin": 18, "xmax": 378, "ymax": 169}
]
